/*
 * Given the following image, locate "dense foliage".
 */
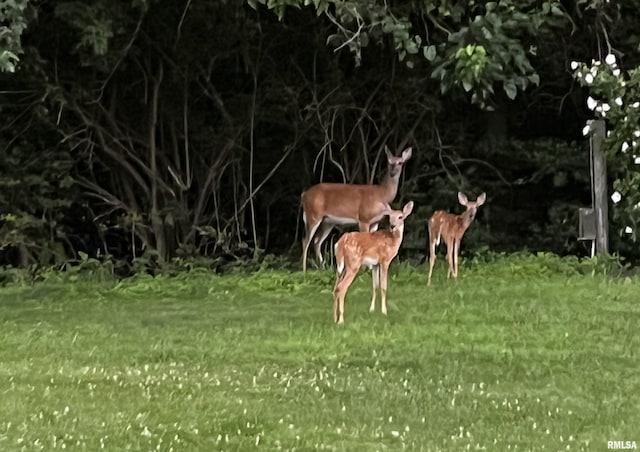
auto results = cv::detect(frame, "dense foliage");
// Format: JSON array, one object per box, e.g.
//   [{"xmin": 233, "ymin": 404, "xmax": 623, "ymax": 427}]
[
  {"xmin": 574, "ymin": 51, "xmax": 640, "ymax": 241},
  {"xmin": 1, "ymin": 0, "xmax": 639, "ymax": 270}
]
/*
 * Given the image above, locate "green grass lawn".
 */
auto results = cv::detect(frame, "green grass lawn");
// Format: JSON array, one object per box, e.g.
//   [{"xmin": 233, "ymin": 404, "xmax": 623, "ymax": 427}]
[{"xmin": 0, "ymin": 254, "xmax": 638, "ymax": 451}]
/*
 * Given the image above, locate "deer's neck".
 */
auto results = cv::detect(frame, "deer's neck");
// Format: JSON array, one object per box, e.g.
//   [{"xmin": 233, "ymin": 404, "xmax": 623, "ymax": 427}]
[
  {"xmin": 459, "ymin": 210, "xmax": 475, "ymax": 230},
  {"xmin": 378, "ymin": 227, "xmax": 404, "ymax": 248},
  {"xmin": 380, "ymin": 171, "xmax": 400, "ymax": 202}
]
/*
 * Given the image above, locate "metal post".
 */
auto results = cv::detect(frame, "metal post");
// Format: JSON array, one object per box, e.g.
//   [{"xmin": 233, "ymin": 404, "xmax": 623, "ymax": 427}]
[{"xmin": 588, "ymin": 119, "xmax": 609, "ymax": 255}]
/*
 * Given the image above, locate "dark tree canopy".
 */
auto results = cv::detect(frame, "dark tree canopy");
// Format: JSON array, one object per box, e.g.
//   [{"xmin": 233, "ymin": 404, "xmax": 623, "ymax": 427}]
[{"xmin": 0, "ymin": 0, "xmax": 638, "ymax": 271}]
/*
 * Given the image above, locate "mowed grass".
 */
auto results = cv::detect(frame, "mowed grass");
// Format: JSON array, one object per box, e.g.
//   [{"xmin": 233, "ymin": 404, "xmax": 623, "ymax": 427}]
[{"xmin": 0, "ymin": 255, "xmax": 638, "ymax": 451}]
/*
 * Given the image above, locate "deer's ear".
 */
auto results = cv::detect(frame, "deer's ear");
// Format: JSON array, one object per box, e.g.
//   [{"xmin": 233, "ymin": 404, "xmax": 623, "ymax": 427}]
[
  {"xmin": 403, "ymin": 201, "xmax": 414, "ymax": 216},
  {"xmin": 458, "ymin": 192, "xmax": 468, "ymax": 206},
  {"xmin": 385, "ymin": 146, "xmax": 393, "ymax": 161},
  {"xmin": 401, "ymin": 147, "xmax": 412, "ymax": 161},
  {"xmin": 477, "ymin": 192, "xmax": 487, "ymax": 206},
  {"xmin": 376, "ymin": 202, "xmax": 392, "ymax": 217}
]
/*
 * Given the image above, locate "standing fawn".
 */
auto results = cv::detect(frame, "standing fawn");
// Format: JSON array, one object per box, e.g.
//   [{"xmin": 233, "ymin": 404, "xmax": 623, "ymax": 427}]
[
  {"xmin": 301, "ymin": 146, "xmax": 412, "ymax": 272},
  {"xmin": 427, "ymin": 192, "xmax": 486, "ymax": 285},
  {"xmin": 333, "ymin": 201, "xmax": 414, "ymax": 324}
]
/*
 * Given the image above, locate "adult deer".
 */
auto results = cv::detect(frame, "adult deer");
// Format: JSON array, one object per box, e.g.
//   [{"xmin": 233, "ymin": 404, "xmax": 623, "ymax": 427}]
[
  {"xmin": 333, "ymin": 201, "xmax": 414, "ymax": 324},
  {"xmin": 427, "ymin": 192, "xmax": 486, "ymax": 285},
  {"xmin": 301, "ymin": 146, "xmax": 412, "ymax": 272}
]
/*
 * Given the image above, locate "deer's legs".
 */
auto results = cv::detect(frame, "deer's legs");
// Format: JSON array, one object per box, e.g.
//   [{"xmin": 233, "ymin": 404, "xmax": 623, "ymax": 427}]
[
  {"xmin": 427, "ymin": 222, "xmax": 438, "ymax": 285},
  {"xmin": 333, "ymin": 269, "xmax": 357, "ymax": 324},
  {"xmin": 428, "ymin": 240, "xmax": 437, "ymax": 285},
  {"xmin": 302, "ymin": 216, "xmax": 322, "ymax": 273},
  {"xmin": 380, "ymin": 263, "xmax": 390, "ymax": 315},
  {"xmin": 446, "ymin": 242, "xmax": 454, "ymax": 279},
  {"xmin": 312, "ymin": 222, "xmax": 333, "ymax": 266},
  {"xmin": 453, "ymin": 240, "xmax": 460, "ymax": 278},
  {"xmin": 370, "ymin": 264, "xmax": 380, "ymax": 312},
  {"xmin": 332, "ymin": 272, "xmax": 342, "ymax": 323}
]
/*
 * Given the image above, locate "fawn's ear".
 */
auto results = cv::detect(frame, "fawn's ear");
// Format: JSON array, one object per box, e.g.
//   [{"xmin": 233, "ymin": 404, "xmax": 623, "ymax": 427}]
[
  {"xmin": 402, "ymin": 201, "xmax": 414, "ymax": 217},
  {"xmin": 458, "ymin": 192, "xmax": 469, "ymax": 206},
  {"xmin": 476, "ymin": 192, "xmax": 487, "ymax": 206},
  {"xmin": 401, "ymin": 147, "xmax": 412, "ymax": 161}
]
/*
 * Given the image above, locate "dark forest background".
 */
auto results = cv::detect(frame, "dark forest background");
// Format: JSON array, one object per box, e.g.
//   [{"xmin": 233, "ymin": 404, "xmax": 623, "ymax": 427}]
[{"xmin": 1, "ymin": 0, "xmax": 638, "ymax": 273}]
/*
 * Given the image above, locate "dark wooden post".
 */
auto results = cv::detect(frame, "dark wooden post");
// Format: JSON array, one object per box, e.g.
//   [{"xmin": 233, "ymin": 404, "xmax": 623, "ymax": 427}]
[{"xmin": 588, "ymin": 119, "xmax": 609, "ymax": 255}]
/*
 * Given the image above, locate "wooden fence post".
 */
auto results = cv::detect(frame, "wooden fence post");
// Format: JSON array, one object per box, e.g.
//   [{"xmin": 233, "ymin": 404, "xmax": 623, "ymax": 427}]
[{"xmin": 588, "ymin": 119, "xmax": 609, "ymax": 255}]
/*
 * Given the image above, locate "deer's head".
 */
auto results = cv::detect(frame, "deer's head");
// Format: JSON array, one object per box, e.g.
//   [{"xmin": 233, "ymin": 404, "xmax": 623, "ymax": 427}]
[
  {"xmin": 388, "ymin": 201, "xmax": 415, "ymax": 233},
  {"xmin": 458, "ymin": 192, "xmax": 486, "ymax": 222},
  {"xmin": 385, "ymin": 146, "xmax": 412, "ymax": 178}
]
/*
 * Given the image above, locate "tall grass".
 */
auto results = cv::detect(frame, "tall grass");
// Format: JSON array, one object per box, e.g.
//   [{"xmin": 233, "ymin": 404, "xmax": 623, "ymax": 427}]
[{"xmin": 0, "ymin": 254, "xmax": 638, "ymax": 451}]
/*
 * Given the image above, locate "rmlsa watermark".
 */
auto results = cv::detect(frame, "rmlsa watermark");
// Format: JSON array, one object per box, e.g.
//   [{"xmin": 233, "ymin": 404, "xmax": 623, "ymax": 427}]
[{"xmin": 608, "ymin": 440, "xmax": 637, "ymax": 450}]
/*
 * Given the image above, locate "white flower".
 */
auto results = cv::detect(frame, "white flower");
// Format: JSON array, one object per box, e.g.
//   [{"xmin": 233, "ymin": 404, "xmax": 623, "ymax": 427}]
[
  {"xmin": 605, "ymin": 53, "xmax": 616, "ymax": 65},
  {"xmin": 582, "ymin": 124, "xmax": 591, "ymax": 136},
  {"xmin": 633, "ymin": 102, "xmax": 640, "ymax": 108},
  {"xmin": 391, "ymin": 430, "xmax": 400, "ymax": 437},
  {"xmin": 634, "ymin": 131, "xmax": 640, "ymax": 137},
  {"xmin": 625, "ymin": 226, "xmax": 633, "ymax": 234},
  {"xmin": 611, "ymin": 191, "xmax": 622, "ymax": 204},
  {"xmin": 584, "ymin": 73, "xmax": 594, "ymax": 84},
  {"xmin": 615, "ymin": 97, "xmax": 623, "ymax": 106},
  {"xmin": 570, "ymin": 61, "xmax": 579, "ymax": 70},
  {"xmin": 587, "ymin": 96, "xmax": 597, "ymax": 110},
  {"xmin": 622, "ymin": 142, "xmax": 630, "ymax": 153},
  {"xmin": 635, "ymin": 156, "xmax": 640, "ymax": 164},
  {"xmin": 602, "ymin": 103, "xmax": 610, "ymax": 112},
  {"xmin": 612, "ymin": 68, "xmax": 620, "ymax": 77}
]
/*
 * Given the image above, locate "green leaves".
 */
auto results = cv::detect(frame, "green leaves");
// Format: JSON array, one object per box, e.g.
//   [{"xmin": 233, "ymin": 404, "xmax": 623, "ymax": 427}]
[
  {"xmin": 0, "ymin": 50, "xmax": 19, "ymax": 73},
  {"xmin": 423, "ymin": 45, "xmax": 437, "ymax": 61},
  {"xmin": 573, "ymin": 56, "xmax": 640, "ymax": 242},
  {"xmin": 247, "ymin": 0, "xmax": 305, "ymax": 20},
  {"xmin": 0, "ymin": 143, "xmax": 76, "ymax": 266},
  {"xmin": 452, "ymin": 44, "xmax": 488, "ymax": 92},
  {"xmin": 504, "ymin": 79, "xmax": 517, "ymax": 100},
  {"xmin": 425, "ymin": 2, "xmax": 558, "ymax": 109},
  {"xmin": 54, "ymin": 2, "xmax": 115, "ymax": 59},
  {"xmin": 250, "ymin": 0, "xmax": 566, "ymax": 97},
  {"xmin": 0, "ymin": 0, "xmax": 30, "ymax": 72}
]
